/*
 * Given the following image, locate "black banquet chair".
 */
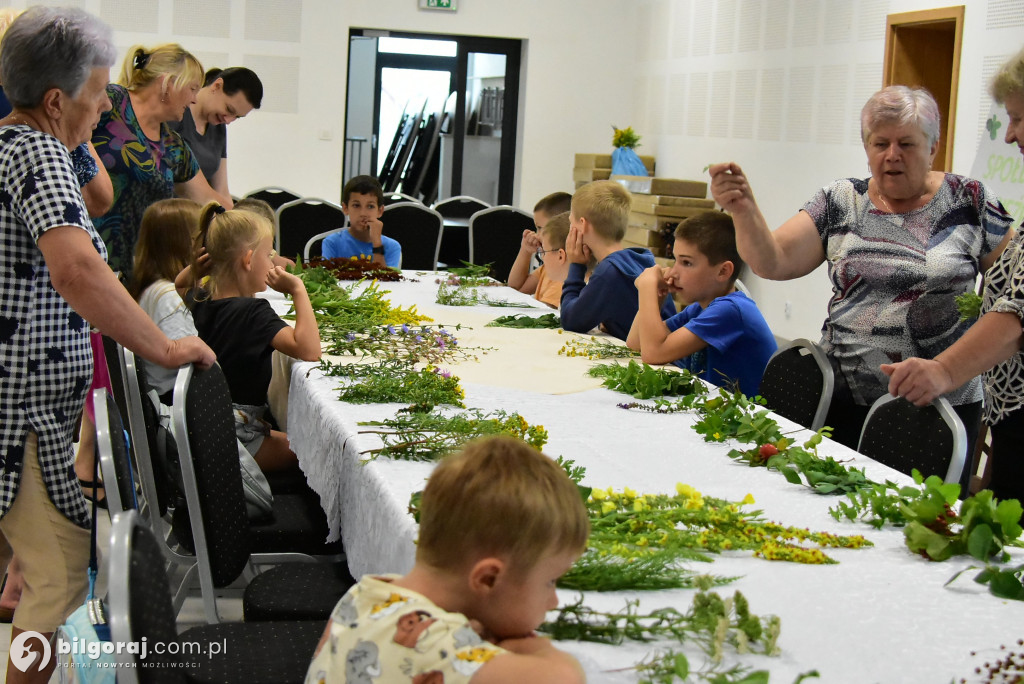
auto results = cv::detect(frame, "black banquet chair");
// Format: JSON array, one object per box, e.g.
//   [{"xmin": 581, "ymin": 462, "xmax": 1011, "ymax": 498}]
[
  {"xmin": 382, "ymin": 191, "xmax": 421, "ymax": 206},
  {"xmin": 433, "ymin": 195, "xmax": 491, "ymax": 220},
  {"xmin": 171, "ymin": 363, "xmax": 354, "ymax": 624},
  {"xmin": 243, "ymin": 186, "xmax": 302, "ymax": 211},
  {"xmin": 106, "ymin": 510, "xmax": 325, "ymax": 684},
  {"xmin": 94, "ymin": 388, "xmax": 137, "ymax": 516},
  {"xmin": 857, "ymin": 394, "xmax": 968, "ymax": 484},
  {"xmin": 467, "ymin": 205, "xmax": 536, "ymax": 282},
  {"xmin": 381, "ymin": 201, "xmax": 444, "ymax": 270},
  {"xmin": 758, "ymin": 338, "xmax": 833, "ymax": 431},
  {"xmin": 274, "ymin": 197, "xmax": 347, "ymax": 262}
]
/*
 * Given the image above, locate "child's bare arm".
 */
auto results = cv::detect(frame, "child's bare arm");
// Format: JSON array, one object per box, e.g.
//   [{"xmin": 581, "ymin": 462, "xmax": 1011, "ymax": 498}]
[
  {"xmin": 471, "ymin": 637, "xmax": 585, "ymax": 684},
  {"xmin": 508, "ymin": 230, "xmax": 541, "ymax": 292},
  {"xmin": 176, "ymin": 247, "xmax": 210, "ymax": 296},
  {"xmin": 267, "ymin": 267, "xmax": 322, "ymax": 361},
  {"xmin": 626, "ymin": 312, "xmax": 642, "ymax": 350},
  {"xmin": 634, "ymin": 267, "xmax": 706, "ymax": 364}
]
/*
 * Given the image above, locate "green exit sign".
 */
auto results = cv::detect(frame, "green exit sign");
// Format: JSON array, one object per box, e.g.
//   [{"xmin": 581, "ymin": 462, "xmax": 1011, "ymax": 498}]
[{"xmin": 419, "ymin": 0, "xmax": 457, "ymax": 9}]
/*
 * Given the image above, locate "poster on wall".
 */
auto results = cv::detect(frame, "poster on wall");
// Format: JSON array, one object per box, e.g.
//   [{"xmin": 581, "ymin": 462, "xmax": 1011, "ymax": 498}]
[{"xmin": 970, "ymin": 100, "xmax": 1023, "ymax": 225}]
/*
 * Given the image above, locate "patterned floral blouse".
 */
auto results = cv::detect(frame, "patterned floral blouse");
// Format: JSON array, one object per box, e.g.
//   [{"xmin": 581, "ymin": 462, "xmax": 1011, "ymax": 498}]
[
  {"xmin": 803, "ymin": 174, "xmax": 1013, "ymax": 406},
  {"xmin": 0, "ymin": 126, "xmax": 103, "ymax": 527},
  {"xmin": 982, "ymin": 225, "xmax": 1024, "ymax": 425},
  {"xmin": 91, "ymin": 83, "xmax": 198, "ymax": 279}
]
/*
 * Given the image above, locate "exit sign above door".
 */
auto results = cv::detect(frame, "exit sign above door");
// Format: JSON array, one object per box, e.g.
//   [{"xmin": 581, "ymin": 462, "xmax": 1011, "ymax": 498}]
[{"xmin": 419, "ymin": 0, "xmax": 457, "ymax": 10}]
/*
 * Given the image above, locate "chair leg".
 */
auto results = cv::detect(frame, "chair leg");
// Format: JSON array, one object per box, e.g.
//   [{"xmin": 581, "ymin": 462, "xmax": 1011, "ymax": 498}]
[{"xmin": 968, "ymin": 424, "xmax": 993, "ymax": 495}]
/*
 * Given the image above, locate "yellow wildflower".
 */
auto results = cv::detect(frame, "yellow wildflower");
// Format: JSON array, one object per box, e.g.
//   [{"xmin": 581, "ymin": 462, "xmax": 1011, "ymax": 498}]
[
  {"xmin": 741, "ymin": 493, "xmax": 756, "ymax": 505},
  {"xmin": 590, "ymin": 488, "xmax": 606, "ymax": 501},
  {"xmin": 601, "ymin": 501, "xmax": 616, "ymax": 515}
]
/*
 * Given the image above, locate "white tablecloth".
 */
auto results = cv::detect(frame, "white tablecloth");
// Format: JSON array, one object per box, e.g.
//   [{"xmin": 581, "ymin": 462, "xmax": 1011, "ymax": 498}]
[{"xmin": 272, "ymin": 273, "xmax": 1023, "ymax": 684}]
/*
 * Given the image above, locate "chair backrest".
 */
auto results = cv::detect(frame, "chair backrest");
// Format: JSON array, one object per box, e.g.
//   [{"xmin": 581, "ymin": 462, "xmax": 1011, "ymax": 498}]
[
  {"xmin": 432, "ymin": 195, "xmax": 491, "ymax": 219},
  {"xmin": 171, "ymin": 363, "xmax": 252, "ymax": 621},
  {"xmin": 857, "ymin": 394, "xmax": 968, "ymax": 483},
  {"xmin": 381, "ymin": 202, "xmax": 444, "ymax": 270},
  {"xmin": 275, "ymin": 197, "xmax": 348, "ymax": 262},
  {"xmin": 102, "ymin": 335, "xmax": 131, "ymax": 432},
  {"xmin": 304, "ymin": 227, "xmax": 346, "ymax": 262},
  {"xmin": 107, "ymin": 510, "xmax": 187, "ymax": 684},
  {"xmin": 124, "ymin": 350, "xmax": 178, "ymax": 520},
  {"xmin": 93, "ymin": 388, "xmax": 137, "ymax": 515},
  {"xmin": 467, "ymin": 205, "xmax": 535, "ymax": 282},
  {"xmin": 383, "ymin": 191, "xmax": 421, "ymax": 206},
  {"xmin": 243, "ymin": 186, "xmax": 302, "ymax": 211},
  {"xmin": 759, "ymin": 338, "xmax": 833, "ymax": 431}
]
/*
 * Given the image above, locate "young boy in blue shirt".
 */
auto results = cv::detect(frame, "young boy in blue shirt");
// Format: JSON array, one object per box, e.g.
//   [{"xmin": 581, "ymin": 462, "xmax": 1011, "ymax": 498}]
[
  {"xmin": 627, "ymin": 211, "xmax": 776, "ymax": 396},
  {"xmin": 560, "ymin": 180, "xmax": 672, "ymax": 339},
  {"xmin": 305, "ymin": 436, "xmax": 588, "ymax": 684},
  {"xmin": 321, "ymin": 175, "xmax": 402, "ymax": 268}
]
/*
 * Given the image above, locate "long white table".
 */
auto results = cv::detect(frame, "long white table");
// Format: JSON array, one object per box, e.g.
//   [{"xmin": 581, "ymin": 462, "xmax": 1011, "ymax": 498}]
[{"xmin": 270, "ymin": 273, "xmax": 1023, "ymax": 684}]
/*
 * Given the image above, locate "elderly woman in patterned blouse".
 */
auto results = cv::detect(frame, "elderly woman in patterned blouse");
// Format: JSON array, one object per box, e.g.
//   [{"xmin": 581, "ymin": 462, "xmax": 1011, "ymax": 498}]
[
  {"xmin": 0, "ymin": 9, "xmax": 214, "ymax": 682},
  {"xmin": 883, "ymin": 46, "xmax": 1024, "ymax": 507},
  {"xmin": 708, "ymin": 86, "xmax": 1014, "ymax": 468}
]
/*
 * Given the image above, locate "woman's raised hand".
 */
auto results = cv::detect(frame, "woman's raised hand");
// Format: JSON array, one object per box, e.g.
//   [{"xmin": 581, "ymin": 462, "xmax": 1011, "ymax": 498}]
[{"xmin": 709, "ymin": 162, "xmax": 757, "ymax": 215}]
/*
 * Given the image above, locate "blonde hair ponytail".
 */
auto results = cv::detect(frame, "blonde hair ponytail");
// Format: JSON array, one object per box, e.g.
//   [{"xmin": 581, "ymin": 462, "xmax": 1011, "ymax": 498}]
[
  {"xmin": 119, "ymin": 43, "xmax": 203, "ymax": 93},
  {"xmin": 192, "ymin": 202, "xmax": 272, "ymax": 298}
]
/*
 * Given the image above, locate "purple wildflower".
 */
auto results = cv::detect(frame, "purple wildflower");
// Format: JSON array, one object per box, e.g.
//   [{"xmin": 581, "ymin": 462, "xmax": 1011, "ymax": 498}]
[
  {"xmin": 401, "ymin": 324, "xmax": 410, "ymax": 334},
  {"xmin": 346, "ymin": 332, "xmax": 356, "ymax": 341},
  {"xmin": 414, "ymin": 335, "xmax": 423, "ymax": 343}
]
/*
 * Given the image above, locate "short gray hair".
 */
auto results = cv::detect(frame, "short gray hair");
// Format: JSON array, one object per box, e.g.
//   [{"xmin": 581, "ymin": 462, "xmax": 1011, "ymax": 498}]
[
  {"xmin": 860, "ymin": 85, "xmax": 941, "ymax": 148},
  {"xmin": 0, "ymin": 6, "xmax": 116, "ymax": 109}
]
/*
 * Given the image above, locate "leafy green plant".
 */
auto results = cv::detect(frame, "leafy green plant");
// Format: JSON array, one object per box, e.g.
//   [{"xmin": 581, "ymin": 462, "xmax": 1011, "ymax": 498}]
[
  {"xmin": 956, "ymin": 289, "xmax": 983, "ymax": 321},
  {"xmin": 447, "ymin": 261, "xmax": 493, "ymax": 278},
  {"xmin": 588, "ymin": 361, "xmax": 702, "ymax": 399},
  {"xmin": 358, "ymin": 409, "xmax": 548, "ymax": 462},
  {"xmin": 486, "ymin": 313, "xmax": 561, "ymax": 328},
  {"xmin": 612, "ymin": 125, "xmax": 642, "ymax": 149},
  {"xmin": 436, "ymin": 280, "xmax": 520, "ymax": 307},
  {"xmin": 330, "ymin": 363, "xmax": 465, "ymax": 409},
  {"xmin": 559, "ymin": 334, "xmax": 642, "ymax": 359}
]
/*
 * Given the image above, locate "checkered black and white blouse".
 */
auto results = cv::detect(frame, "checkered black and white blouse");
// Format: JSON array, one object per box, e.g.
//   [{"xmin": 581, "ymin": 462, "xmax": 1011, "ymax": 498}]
[{"xmin": 0, "ymin": 125, "xmax": 104, "ymax": 528}]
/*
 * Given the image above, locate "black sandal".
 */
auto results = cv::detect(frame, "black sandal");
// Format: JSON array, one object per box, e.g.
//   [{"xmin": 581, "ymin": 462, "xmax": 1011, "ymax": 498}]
[{"xmin": 79, "ymin": 478, "xmax": 108, "ymax": 510}]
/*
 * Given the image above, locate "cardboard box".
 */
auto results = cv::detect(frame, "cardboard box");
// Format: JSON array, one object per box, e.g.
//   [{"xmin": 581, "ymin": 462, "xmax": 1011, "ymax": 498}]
[
  {"xmin": 572, "ymin": 167, "xmax": 612, "ymax": 183},
  {"xmin": 624, "ymin": 225, "xmax": 663, "ymax": 248},
  {"xmin": 632, "ymin": 204, "xmax": 714, "ymax": 220},
  {"xmin": 575, "ymin": 153, "xmax": 656, "ymax": 174},
  {"xmin": 628, "ymin": 211, "xmax": 682, "ymax": 232},
  {"xmin": 612, "ymin": 175, "xmax": 707, "ymax": 198},
  {"xmin": 631, "ymin": 195, "xmax": 715, "ymax": 212}
]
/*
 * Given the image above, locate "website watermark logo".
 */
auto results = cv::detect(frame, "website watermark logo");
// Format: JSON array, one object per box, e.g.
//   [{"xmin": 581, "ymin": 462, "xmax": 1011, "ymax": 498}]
[
  {"xmin": 11, "ymin": 631, "xmax": 226, "ymax": 672},
  {"xmin": 10, "ymin": 631, "xmax": 50, "ymax": 673}
]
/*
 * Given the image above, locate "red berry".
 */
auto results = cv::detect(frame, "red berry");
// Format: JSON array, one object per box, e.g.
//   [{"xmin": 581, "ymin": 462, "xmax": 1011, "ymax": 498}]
[{"xmin": 758, "ymin": 444, "xmax": 779, "ymax": 458}]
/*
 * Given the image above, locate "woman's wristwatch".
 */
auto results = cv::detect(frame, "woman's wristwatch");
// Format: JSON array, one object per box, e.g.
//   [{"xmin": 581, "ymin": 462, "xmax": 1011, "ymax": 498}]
[{"xmin": 372, "ymin": 245, "xmax": 385, "ymax": 255}]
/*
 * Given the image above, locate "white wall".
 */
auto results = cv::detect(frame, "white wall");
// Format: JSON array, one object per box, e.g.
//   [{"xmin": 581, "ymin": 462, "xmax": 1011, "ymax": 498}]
[
  {"xmin": 631, "ymin": 0, "xmax": 1024, "ymax": 342},
  {"xmin": 225, "ymin": 0, "xmax": 642, "ymax": 208}
]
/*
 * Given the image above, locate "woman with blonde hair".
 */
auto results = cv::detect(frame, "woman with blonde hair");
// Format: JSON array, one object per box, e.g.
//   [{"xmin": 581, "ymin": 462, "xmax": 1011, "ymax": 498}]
[{"xmin": 92, "ymin": 43, "xmax": 228, "ymax": 281}]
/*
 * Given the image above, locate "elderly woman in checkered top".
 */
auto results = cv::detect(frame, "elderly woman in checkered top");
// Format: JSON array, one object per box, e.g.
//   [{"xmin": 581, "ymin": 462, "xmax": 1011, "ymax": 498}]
[{"xmin": 0, "ymin": 8, "xmax": 214, "ymax": 682}]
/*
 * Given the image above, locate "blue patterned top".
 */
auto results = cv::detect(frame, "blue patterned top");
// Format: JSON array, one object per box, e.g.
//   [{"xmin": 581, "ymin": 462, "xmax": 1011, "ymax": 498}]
[{"xmin": 91, "ymin": 84, "xmax": 198, "ymax": 279}]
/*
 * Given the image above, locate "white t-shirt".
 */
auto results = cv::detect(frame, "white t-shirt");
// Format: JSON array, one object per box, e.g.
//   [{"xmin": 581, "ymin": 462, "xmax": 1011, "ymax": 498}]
[{"xmin": 138, "ymin": 279, "xmax": 197, "ymax": 396}]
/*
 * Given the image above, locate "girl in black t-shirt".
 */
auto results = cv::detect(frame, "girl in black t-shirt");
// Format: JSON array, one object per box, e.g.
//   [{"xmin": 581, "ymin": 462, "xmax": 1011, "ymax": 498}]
[{"xmin": 189, "ymin": 202, "xmax": 321, "ymax": 472}]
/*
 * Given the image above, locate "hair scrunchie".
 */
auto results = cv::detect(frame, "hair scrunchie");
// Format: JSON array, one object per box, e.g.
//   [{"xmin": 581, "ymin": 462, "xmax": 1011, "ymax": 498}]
[{"xmin": 133, "ymin": 50, "xmax": 150, "ymax": 70}]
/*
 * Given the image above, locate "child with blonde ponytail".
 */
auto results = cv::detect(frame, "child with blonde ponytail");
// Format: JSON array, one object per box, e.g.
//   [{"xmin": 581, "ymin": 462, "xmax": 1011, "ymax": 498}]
[{"xmin": 187, "ymin": 202, "xmax": 320, "ymax": 472}]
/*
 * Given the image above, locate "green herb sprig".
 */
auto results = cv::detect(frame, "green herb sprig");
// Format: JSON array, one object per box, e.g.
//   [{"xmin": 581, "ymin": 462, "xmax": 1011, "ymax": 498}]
[
  {"xmin": 487, "ymin": 313, "xmax": 561, "ymax": 328},
  {"xmin": 543, "ymin": 589, "xmax": 779, "ymax": 662},
  {"xmin": 588, "ymin": 360, "xmax": 703, "ymax": 399},
  {"xmin": 558, "ymin": 334, "xmax": 642, "ymax": 359},
  {"xmin": 436, "ymin": 281, "xmax": 521, "ymax": 307},
  {"xmin": 446, "ymin": 261, "xmax": 493, "ymax": 278},
  {"xmin": 956, "ymin": 289, "xmax": 983, "ymax": 321},
  {"xmin": 326, "ymin": 362, "xmax": 465, "ymax": 408},
  {"xmin": 358, "ymin": 409, "xmax": 548, "ymax": 462}
]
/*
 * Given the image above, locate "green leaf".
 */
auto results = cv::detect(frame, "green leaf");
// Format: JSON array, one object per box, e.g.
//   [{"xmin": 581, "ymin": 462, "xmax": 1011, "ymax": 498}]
[
  {"xmin": 988, "ymin": 570, "xmax": 1024, "ymax": 600},
  {"xmin": 780, "ymin": 466, "xmax": 803, "ymax": 485},
  {"xmin": 672, "ymin": 652, "xmax": 689, "ymax": 677},
  {"xmin": 994, "ymin": 498, "xmax": 1024, "ymax": 540},
  {"xmin": 967, "ymin": 524, "xmax": 995, "ymax": 561},
  {"xmin": 735, "ymin": 672, "xmax": 770, "ymax": 684}
]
